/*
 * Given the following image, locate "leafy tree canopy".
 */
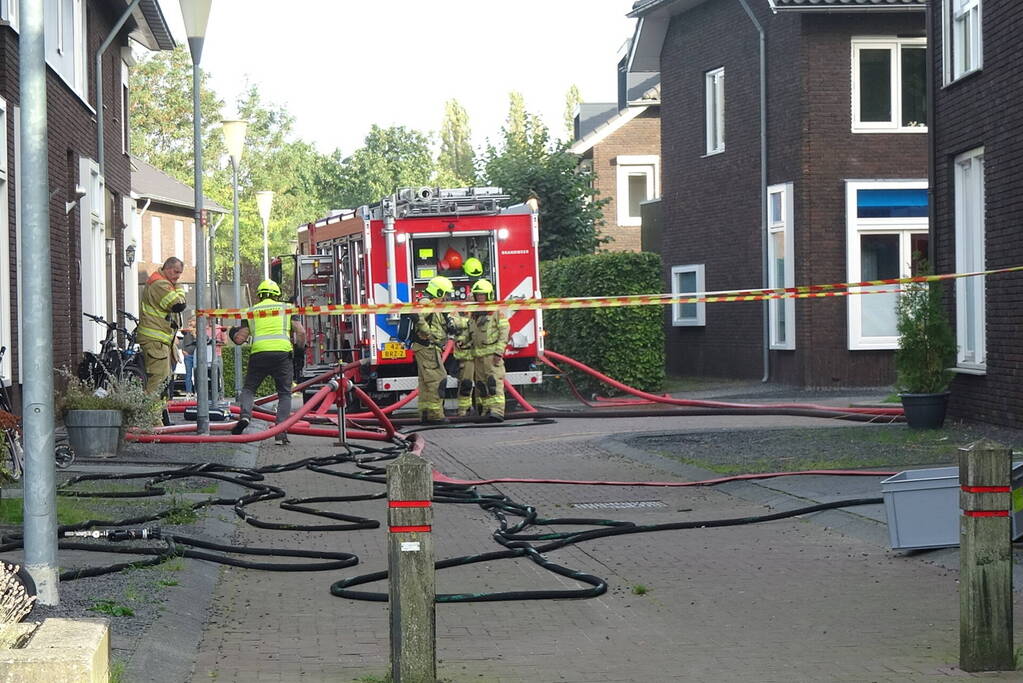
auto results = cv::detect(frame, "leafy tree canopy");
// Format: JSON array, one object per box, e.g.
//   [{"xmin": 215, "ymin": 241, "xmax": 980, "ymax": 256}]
[
  {"xmin": 435, "ymin": 99, "xmax": 476, "ymax": 187},
  {"xmin": 483, "ymin": 93, "xmax": 608, "ymax": 261}
]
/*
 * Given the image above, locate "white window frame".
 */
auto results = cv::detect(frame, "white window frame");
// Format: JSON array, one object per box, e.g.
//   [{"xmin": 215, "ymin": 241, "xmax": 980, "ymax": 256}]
[
  {"xmin": 615, "ymin": 155, "xmax": 660, "ymax": 227},
  {"xmin": 845, "ymin": 179, "xmax": 929, "ymax": 350},
  {"xmin": 174, "ymin": 219, "xmax": 184, "ymax": 260},
  {"xmin": 671, "ymin": 264, "xmax": 706, "ymax": 327},
  {"xmin": 56, "ymin": 0, "xmax": 64, "ymax": 55},
  {"xmin": 189, "ymin": 220, "xmax": 196, "ymax": 265},
  {"xmin": 943, "ymin": 0, "xmax": 982, "ymax": 84},
  {"xmin": 72, "ymin": 0, "xmax": 86, "ymax": 98},
  {"xmin": 704, "ymin": 67, "xmax": 724, "ymax": 155},
  {"xmin": 767, "ymin": 182, "xmax": 795, "ymax": 350},
  {"xmin": 1, "ymin": 0, "xmax": 19, "ymax": 31},
  {"xmin": 151, "ymin": 216, "xmax": 162, "ymax": 264},
  {"xmin": 121, "ymin": 59, "xmax": 130, "ymax": 154},
  {"xmin": 954, "ymin": 147, "xmax": 985, "ymax": 371},
  {"xmin": 80, "ymin": 158, "xmax": 107, "ymax": 352},
  {"xmin": 0, "ymin": 98, "xmax": 10, "ymax": 383},
  {"xmin": 851, "ymin": 37, "xmax": 927, "ymax": 133}
]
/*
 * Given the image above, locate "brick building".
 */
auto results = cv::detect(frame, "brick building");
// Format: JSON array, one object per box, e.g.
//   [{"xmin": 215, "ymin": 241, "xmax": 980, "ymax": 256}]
[
  {"xmin": 570, "ymin": 60, "xmax": 660, "ymax": 253},
  {"xmin": 929, "ymin": 1, "xmax": 1023, "ymax": 427},
  {"xmin": 128, "ymin": 156, "xmax": 227, "ymax": 317},
  {"xmin": 629, "ymin": 0, "xmax": 927, "ymax": 387},
  {"xmin": 0, "ymin": 1, "xmax": 173, "ymax": 388}
]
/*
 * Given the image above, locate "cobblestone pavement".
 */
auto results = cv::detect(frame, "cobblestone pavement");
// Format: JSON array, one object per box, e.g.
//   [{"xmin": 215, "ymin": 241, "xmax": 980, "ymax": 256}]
[{"xmin": 190, "ymin": 412, "xmax": 1023, "ymax": 683}]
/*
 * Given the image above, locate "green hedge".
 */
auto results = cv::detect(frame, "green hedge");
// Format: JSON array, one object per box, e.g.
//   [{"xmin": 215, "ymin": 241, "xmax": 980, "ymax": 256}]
[
  {"xmin": 540, "ymin": 252, "xmax": 664, "ymax": 396},
  {"xmin": 221, "ymin": 345, "xmax": 276, "ymax": 397}
]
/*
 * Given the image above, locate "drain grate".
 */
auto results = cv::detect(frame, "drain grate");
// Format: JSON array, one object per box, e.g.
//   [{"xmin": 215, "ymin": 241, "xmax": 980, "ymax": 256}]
[{"xmin": 570, "ymin": 500, "xmax": 666, "ymax": 510}]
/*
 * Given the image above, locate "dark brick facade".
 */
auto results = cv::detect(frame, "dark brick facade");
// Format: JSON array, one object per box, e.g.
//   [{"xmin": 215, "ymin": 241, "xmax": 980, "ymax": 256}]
[
  {"xmin": 658, "ymin": 0, "xmax": 926, "ymax": 386},
  {"xmin": 931, "ymin": 2, "xmax": 1023, "ymax": 427},
  {"xmin": 0, "ymin": 2, "xmax": 135, "ymax": 386}
]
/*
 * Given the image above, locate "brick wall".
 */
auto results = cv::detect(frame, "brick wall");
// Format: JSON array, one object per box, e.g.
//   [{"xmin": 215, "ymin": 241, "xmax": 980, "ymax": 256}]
[
  {"xmin": 591, "ymin": 109, "xmax": 661, "ymax": 253},
  {"xmin": 0, "ymin": 2, "xmax": 135, "ymax": 386},
  {"xmin": 659, "ymin": 0, "xmax": 926, "ymax": 385},
  {"xmin": 137, "ymin": 204, "xmax": 199, "ymax": 284},
  {"xmin": 932, "ymin": 2, "xmax": 1023, "ymax": 427}
]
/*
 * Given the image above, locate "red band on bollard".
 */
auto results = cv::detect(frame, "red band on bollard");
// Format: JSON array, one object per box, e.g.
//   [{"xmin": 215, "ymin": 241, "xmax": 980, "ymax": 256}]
[
  {"xmin": 389, "ymin": 525, "xmax": 431, "ymax": 533},
  {"xmin": 388, "ymin": 500, "xmax": 431, "ymax": 508},
  {"xmin": 963, "ymin": 510, "xmax": 1009, "ymax": 517},
  {"xmin": 961, "ymin": 485, "xmax": 1011, "ymax": 493}
]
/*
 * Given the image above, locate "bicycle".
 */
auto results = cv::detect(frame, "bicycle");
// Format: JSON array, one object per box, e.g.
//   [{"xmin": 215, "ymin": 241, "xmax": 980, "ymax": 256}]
[
  {"xmin": 0, "ymin": 347, "xmax": 74, "ymax": 481},
  {"xmin": 78, "ymin": 311, "xmax": 147, "ymax": 390}
]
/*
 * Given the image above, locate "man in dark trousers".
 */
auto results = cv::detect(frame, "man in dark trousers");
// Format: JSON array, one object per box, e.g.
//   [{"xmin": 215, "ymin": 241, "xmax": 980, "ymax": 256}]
[{"xmin": 230, "ymin": 279, "xmax": 306, "ymax": 444}]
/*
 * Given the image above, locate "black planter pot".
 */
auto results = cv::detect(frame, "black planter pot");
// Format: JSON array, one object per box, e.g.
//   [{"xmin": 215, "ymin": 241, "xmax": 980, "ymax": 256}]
[{"xmin": 899, "ymin": 392, "xmax": 950, "ymax": 429}]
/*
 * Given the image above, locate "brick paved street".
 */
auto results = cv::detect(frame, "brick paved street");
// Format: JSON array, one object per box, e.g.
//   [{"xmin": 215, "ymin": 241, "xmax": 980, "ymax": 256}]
[{"xmin": 190, "ymin": 413, "xmax": 1023, "ymax": 682}]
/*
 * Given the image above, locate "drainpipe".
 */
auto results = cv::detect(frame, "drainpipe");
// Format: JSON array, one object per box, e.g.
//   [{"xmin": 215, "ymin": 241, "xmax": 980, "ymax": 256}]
[
  {"xmin": 737, "ymin": 0, "xmax": 769, "ymax": 382},
  {"xmin": 96, "ymin": 0, "xmax": 142, "ymax": 178},
  {"xmin": 925, "ymin": 0, "xmax": 936, "ymax": 270},
  {"xmin": 381, "ymin": 195, "xmax": 399, "ymax": 323}
]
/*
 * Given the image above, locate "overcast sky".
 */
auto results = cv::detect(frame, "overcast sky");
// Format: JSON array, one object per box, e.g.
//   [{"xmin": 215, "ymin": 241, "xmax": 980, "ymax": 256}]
[{"xmin": 161, "ymin": 0, "xmax": 639, "ymax": 155}]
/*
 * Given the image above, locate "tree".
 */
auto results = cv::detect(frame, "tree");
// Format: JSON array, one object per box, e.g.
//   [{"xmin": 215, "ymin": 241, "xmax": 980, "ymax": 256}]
[
  {"xmin": 483, "ymin": 94, "xmax": 608, "ymax": 261},
  {"xmin": 435, "ymin": 99, "xmax": 476, "ymax": 187},
  {"xmin": 563, "ymin": 84, "xmax": 582, "ymax": 141},
  {"xmin": 129, "ymin": 46, "xmax": 226, "ymax": 185},
  {"xmin": 325, "ymin": 125, "xmax": 435, "ymax": 208}
]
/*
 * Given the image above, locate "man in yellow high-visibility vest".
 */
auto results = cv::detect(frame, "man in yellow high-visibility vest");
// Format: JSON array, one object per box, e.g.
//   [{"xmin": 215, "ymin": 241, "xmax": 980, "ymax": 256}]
[
  {"xmin": 230, "ymin": 279, "xmax": 305, "ymax": 444},
  {"xmin": 138, "ymin": 257, "xmax": 187, "ymax": 398}
]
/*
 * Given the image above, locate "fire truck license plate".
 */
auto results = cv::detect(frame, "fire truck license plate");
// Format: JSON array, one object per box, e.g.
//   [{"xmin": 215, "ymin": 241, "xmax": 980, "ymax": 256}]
[{"xmin": 381, "ymin": 342, "xmax": 406, "ymax": 359}]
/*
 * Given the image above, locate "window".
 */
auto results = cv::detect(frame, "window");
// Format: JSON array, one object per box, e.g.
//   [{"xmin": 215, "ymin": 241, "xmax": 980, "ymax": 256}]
[
  {"xmin": 615, "ymin": 155, "xmax": 659, "ymax": 226},
  {"xmin": 954, "ymin": 148, "xmax": 985, "ymax": 370},
  {"xmin": 80, "ymin": 158, "xmax": 106, "ymax": 352},
  {"xmin": 852, "ymin": 38, "xmax": 927, "ymax": 132},
  {"xmin": 151, "ymin": 216, "xmax": 162, "ymax": 264},
  {"xmin": 944, "ymin": 0, "xmax": 982, "ymax": 82},
  {"xmin": 189, "ymin": 221, "xmax": 196, "ymax": 265},
  {"xmin": 705, "ymin": 67, "xmax": 724, "ymax": 155},
  {"xmin": 671, "ymin": 264, "xmax": 706, "ymax": 327},
  {"xmin": 72, "ymin": 0, "xmax": 85, "ymax": 97},
  {"xmin": 1, "ymin": 0, "xmax": 19, "ymax": 31},
  {"xmin": 768, "ymin": 183, "xmax": 794, "ymax": 350},
  {"xmin": 121, "ymin": 60, "xmax": 130, "ymax": 154},
  {"xmin": 845, "ymin": 180, "xmax": 929, "ymax": 350},
  {"xmin": 174, "ymin": 219, "xmax": 184, "ymax": 260},
  {"xmin": 42, "ymin": 0, "xmax": 87, "ymax": 100}
]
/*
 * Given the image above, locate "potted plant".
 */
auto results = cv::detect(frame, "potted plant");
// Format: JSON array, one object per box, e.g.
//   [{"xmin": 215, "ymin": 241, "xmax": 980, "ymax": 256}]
[
  {"xmin": 894, "ymin": 269, "xmax": 957, "ymax": 429},
  {"xmin": 58, "ymin": 373, "xmax": 164, "ymax": 458}
]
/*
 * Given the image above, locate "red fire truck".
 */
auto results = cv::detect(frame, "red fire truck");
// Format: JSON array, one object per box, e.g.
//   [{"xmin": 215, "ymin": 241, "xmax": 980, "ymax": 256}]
[{"xmin": 294, "ymin": 187, "xmax": 544, "ymax": 402}]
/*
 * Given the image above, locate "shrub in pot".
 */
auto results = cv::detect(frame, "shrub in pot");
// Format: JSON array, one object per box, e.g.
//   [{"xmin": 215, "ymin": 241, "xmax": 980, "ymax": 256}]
[
  {"xmin": 58, "ymin": 373, "xmax": 164, "ymax": 457},
  {"xmin": 894, "ymin": 273, "xmax": 957, "ymax": 429}
]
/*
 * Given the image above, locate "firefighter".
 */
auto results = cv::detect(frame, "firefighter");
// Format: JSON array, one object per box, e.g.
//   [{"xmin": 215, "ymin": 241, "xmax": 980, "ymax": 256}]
[
  {"xmin": 468, "ymin": 278, "xmax": 509, "ymax": 421},
  {"xmin": 412, "ymin": 276, "xmax": 454, "ymax": 423},
  {"xmin": 138, "ymin": 257, "xmax": 187, "ymax": 400},
  {"xmin": 230, "ymin": 279, "xmax": 306, "ymax": 444},
  {"xmin": 448, "ymin": 304, "xmax": 475, "ymax": 417}
]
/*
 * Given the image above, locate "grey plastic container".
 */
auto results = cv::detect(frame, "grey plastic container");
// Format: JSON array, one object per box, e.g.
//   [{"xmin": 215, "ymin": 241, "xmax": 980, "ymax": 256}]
[
  {"xmin": 65, "ymin": 409, "xmax": 122, "ymax": 459},
  {"xmin": 881, "ymin": 463, "xmax": 1023, "ymax": 550}
]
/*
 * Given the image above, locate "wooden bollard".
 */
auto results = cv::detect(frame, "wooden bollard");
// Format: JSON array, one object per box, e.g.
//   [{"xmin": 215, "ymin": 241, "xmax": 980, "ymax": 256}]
[
  {"xmin": 958, "ymin": 439, "xmax": 1014, "ymax": 672},
  {"xmin": 387, "ymin": 451, "xmax": 436, "ymax": 682}
]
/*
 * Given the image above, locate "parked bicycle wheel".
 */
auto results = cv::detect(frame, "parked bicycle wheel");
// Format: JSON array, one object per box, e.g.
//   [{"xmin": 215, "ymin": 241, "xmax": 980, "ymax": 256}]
[
  {"xmin": 0, "ymin": 411, "xmax": 23, "ymax": 481},
  {"xmin": 54, "ymin": 441, "xmax": 75, "ymax": 469}
]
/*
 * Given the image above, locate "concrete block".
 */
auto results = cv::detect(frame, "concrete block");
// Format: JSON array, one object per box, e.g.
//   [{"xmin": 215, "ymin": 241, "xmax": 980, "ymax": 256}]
[{"xmin": 0, "ymin": 618, "xmax": 109, "ymax": 682}]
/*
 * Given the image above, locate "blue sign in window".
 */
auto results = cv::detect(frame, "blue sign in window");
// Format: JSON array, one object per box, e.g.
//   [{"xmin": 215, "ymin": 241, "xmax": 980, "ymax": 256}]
[{"xmin": 857, "ymin": 188, "xmax": 928, "ymax": 218}]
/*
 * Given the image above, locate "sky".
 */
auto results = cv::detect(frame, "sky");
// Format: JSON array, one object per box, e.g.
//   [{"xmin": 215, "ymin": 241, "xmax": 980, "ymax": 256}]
[{"xmin": 160, "ymin": 0, "xmax": 639, "ymax": 155}]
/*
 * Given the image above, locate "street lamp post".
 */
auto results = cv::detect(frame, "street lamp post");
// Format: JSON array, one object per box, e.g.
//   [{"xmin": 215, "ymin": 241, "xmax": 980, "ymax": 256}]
[
  {"xmin": 256, "ymin": 190, "xmax": 274, "ymax": 280},
  {"xmin": 179, "ymin": 0, "xmax": 212, "ymax": 434},
  {"xmin": 221, "ymin": 119, "xmax": 247, "ymax": 398}
]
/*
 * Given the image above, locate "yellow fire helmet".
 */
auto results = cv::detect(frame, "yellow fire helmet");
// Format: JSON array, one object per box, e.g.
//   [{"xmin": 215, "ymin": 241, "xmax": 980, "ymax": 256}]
[
  {"xmin": 463, "ymin": 257, "xmax": 484, "ymax": 277},
  {"xmin": 425, "ymin": 276, "xmax": 454, "ymax": 298},
  {"xmin": 471, "ymin": 278, "xmax": 495, "ymax": 301}
]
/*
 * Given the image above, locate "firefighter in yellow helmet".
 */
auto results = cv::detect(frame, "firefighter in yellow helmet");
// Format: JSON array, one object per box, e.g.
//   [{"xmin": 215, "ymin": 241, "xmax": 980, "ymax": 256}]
[
  {"xmin": 230, "ymin": 279, "xmax": 306, "ymax": 444},
  {"xmin": 468, "ymin": 278, "xmax": 509, "ymax": 421},
  {"xmin": 412, "ymin": 276, "xmax": 455, "ymax": 423}
]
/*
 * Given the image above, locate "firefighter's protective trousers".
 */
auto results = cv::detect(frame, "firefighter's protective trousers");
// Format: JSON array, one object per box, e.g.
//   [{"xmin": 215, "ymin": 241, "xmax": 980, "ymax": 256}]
[
  {"xmin": 412, "ymin": 312, "xmax": 448, "ymax": 421},
  {"xmin": 470, "ymin": 312, "xmax": 509, "ymax": 418},
  {"xmin": 448, "ymin": 312, "xmax": 475, "ymax": 416},
  {"xmin": 238, "ymin": 299, "xmax": 294, "ymax": 425},
  {"xmin": 138, "ymin": 271, "xmax": 186, "ymax": 394}
]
